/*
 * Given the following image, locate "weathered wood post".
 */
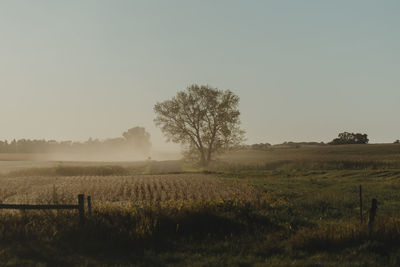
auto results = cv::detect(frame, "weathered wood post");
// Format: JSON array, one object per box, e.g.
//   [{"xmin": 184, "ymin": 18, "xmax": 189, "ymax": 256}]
[
  {"xmin": 368, "ymin": 198, "xmax": 377, "ymax": 237},
  {"xmin": 359, "ymin": 185, "xmax": 363, "ymax": 223},
  {"xmin": 87, "ymin": 196, "xmax": 92, "ymax": 218},
  {"xmin": 78, "ymin": 194, "xmax": 85, "ymax": 224}
]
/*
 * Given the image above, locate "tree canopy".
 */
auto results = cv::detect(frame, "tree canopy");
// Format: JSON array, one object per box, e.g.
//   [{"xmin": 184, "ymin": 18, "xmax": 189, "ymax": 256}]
[
  {"xmin": 123, "ymin": 126, "xmax": 152, "ymax": 154},
  {"xmin": 329, "ymin": 132, "xmax": 369, "ymax": 145},
  {"xmin": 154, "ymin": 84, "xmax": 244, "ymax": 166}
]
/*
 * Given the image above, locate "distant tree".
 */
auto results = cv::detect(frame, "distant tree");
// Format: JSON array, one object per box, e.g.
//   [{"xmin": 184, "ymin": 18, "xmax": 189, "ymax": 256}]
[
  {"xmin": 122, "ymin": 127, "xmax": 152, "ymax": 154},
  {"xmin": 329, "ymin": 132, "xmax": 369, "ymax": 145},
  {"xmin": 154, "ymin": 84, "xmax": 245, "ymax": 166},
  {"xmin": 394, "ymin": 140, "xmax": 400, "ymax": 144},
  {"xmin": 251, "ymin": 143, "xmax": 272, "ymax": 150}
]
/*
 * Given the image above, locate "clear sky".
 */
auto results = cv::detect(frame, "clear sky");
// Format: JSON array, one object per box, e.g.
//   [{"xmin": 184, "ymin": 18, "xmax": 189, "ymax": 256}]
[{"xmin": 0, "ymin": 1, "xmax": 399, "ymax": 149}]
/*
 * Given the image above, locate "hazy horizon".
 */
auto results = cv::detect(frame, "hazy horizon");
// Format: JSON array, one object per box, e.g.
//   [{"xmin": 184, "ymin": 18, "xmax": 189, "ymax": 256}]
[{"xmin": 1, "ymin": 1, "xmax": 399, "ymax": 149}]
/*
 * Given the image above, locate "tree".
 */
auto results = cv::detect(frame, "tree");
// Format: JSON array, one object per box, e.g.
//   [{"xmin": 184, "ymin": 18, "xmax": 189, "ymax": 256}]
[
  {"xmin": 122, "ymin": 127, "xmax": 152, "ymax": 154},
  {"xmin": 329, "ymin": 132, "xmax": 369, "ymax": 145},
  {"xmin": 154, "ymin": 84, "xmax": 245, "ymax": 166}
]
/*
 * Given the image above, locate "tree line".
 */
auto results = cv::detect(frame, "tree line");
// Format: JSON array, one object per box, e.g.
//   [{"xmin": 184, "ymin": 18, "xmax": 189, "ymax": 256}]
[{"xmin": 0, "ymin": 127, "xmax": 151, "ymax": 155}]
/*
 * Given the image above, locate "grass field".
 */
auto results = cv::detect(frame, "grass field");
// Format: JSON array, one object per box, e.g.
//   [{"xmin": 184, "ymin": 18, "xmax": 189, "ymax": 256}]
[{"xmin": 1, "ymin": 144, "xmax": 400, "ymax": 266}]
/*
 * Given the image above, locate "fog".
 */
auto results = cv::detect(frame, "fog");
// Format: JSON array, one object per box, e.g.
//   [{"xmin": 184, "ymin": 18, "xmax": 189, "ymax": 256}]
[
  {"xmin": 0, "ymin": 149, "xmax": 182, "ymax": 163},
  {"xmin": 0, "ymin": 126, "xmax": 182, "ymax": 162},
  {"xmin": 31, "ymin": 150, "xmax": 181, "ymax": 163}
]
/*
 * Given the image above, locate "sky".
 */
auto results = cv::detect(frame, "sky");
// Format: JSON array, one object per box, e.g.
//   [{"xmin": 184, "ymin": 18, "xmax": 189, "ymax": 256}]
[{"xmin": 0, "ymin": 0, "xmax": 399, "ymax": 150}]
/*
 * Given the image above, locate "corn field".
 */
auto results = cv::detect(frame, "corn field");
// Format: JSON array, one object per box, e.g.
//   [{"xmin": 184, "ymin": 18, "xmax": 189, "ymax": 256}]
[{"xmin": 0, "ymin": 174, "xmax": 258, "ymax": 208}]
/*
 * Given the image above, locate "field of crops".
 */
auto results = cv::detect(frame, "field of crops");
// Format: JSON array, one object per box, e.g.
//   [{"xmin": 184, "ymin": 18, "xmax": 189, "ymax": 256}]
[{"xmin": 0, "ymin": 174, "xmax": 258, "ymax": 207}]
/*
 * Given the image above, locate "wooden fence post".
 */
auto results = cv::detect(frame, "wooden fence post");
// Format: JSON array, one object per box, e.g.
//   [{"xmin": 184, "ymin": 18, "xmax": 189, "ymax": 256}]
[
  {"xmin": 359, "ymin": 185, "xmax": 363, "ymax": 223},
  {"xmin": 87, "ymin": 196, "xmax": 92, "ymax": 218},
  {"xmin": 368, "ymin": 198, "xmax": 377, "ymax": 237},
  {"xmin": 78, "ymin": 194, "xmax": 85, "ymax": 224}
]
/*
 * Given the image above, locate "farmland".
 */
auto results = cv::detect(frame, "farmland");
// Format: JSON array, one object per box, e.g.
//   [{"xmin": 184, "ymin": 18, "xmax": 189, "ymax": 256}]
[
  {"xmin": 0, "ymin": 174, "xmax": 258, "ymax": 207},
  {"xmin": 1, "ymin": 144, "xmax": 400, "ymax": 266}
]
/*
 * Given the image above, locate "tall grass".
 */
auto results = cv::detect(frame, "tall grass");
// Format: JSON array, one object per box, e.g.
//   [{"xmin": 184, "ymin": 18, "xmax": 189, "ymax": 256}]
[{"xmin": 1, "ymin": 201, "xmax": 400, "ymax": 266}]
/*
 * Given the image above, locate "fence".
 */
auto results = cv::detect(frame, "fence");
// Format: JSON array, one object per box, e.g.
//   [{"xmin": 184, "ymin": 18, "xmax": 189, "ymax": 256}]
[{"xmin": 0, "ymin": 194, "xmax": 92, "ymax": 224}]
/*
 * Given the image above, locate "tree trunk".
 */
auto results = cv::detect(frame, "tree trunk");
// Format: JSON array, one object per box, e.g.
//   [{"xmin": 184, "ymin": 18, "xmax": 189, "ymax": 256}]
[
  {"xmin": 200, "ymin": 150, "xmax": 207, "ymax": 167},
  {"xmin": 206, "ymin": 150, "xmax": 212, "ymax": 165}
]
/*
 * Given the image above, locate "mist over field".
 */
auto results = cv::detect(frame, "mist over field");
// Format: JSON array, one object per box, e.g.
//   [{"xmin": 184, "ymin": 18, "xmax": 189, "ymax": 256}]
[
  {"xmin": 35, "ymin": 150, "xmax": 180, "ymax": 162},
  {"xmin": 0, "ymin": 126, "xmax": 181, "ymax": 163}
]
